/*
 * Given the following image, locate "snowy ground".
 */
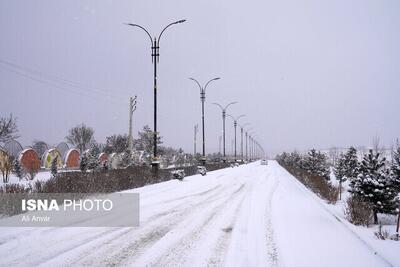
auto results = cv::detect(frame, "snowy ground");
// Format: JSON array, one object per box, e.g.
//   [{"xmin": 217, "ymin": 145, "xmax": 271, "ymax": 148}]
[
  {"xmin": 0, "ymin": 171, "xmax": 52, "ymax": 186},
  {"xmin": 0, "ymin": 169, "xmax": 82, "ymax": 186},
  {"xmin": 0, "ymin": 161, "xmax": 398, "ymax": 267}
]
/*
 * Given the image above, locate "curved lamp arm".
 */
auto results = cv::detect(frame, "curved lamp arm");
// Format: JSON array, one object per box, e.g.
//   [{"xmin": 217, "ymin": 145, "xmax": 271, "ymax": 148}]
[
  {"xmin": 236, "ymin": 114, "xmax": 246, "ymax": 122},
  {"xmin": 212, "ymin": 102, "xmax": 224, "ymax": 111},
  {"xmin": 124, "ymin": 23, "xmax": 153, "ymax": 45},
  {"xmin": 226, "ymin": 114, "xmax": 235, "ymax": 121},
  {"xmin": 158, "ymin": 19, "xmax": 186, "ymax": 45},
  {"xmin": 241, "ymin": 122, "xmax": 251, "ymax": 129},
  {"xmin": 204, "ymin": 77, "xmax": 220, "ymax": 92},
  {"xmin": 224, "ymin": 101, "xmax": 238, "ymax": 111},
  {"xmin": 189, "ymin": 77, "xmax": 202, "ymax": 92}
]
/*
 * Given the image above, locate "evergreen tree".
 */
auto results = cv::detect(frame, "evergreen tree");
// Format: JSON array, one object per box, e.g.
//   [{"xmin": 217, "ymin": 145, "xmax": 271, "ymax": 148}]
[
  {"xmin": 80, "ymin": 153, "xmax": 88, "ymax": 172},
  {"xmin": 390, "ymin": 144, "xmax": 400, "ymax": 193},
  {"xmin": 335, "ymin": 147, "xmax": 360, "ymax": 200},
  {"xmin": 334, "ymin": 153, "xmax": 346, "ymax": 181},
  {"xmin": 51, "ymin": 156, "xmax": 58, "ymax": 177},
  {"xmin": 87, "ymin": 154, "xmax": 100, "ymax": 171},
  {"xmin": 341, "ymin": 147, "xmax": 359, "ymax": 187},
  {"xmin": 351, "ymin": 149, "xmax": 397, "ymax": 224},
  {"xmin": 334, "ymin": 153, "xmax": 347, "ymax": 200},
  {"xmin": 304, "ymin": 149, "xmax": 330, "ymax": 180},
  {"xmin": 13, "ymin": 159, "xmax": 23, "ymax": 180}
]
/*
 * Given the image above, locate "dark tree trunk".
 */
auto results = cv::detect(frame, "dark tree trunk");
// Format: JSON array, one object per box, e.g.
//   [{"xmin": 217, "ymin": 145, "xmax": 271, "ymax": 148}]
[{"xmin": 373, "ymin": 209, "xmax": 378, "ymax": 224}]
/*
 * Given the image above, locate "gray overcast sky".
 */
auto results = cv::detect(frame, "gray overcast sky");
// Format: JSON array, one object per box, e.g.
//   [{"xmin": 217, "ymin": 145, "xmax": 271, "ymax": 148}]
[{"xmin": 0, "ymin": 0, "xmax": 399, "ymax": 156}]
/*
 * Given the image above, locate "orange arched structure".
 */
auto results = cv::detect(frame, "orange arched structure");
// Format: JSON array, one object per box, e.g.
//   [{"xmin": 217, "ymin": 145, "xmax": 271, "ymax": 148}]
[
  {"xmin": 65, "ymin": 149, "xmax": 80, "ymax": 169},
  {"xmin": 19, "ymin": 148, "xmax": 41, "ymax": 173}
]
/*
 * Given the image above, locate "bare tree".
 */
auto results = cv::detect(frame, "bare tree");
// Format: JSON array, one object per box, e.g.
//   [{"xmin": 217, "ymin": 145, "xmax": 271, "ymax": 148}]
[
  {"xmin": 329, "ymin": 147, "xmax": 340, "ymax": 166},
  {"xmin": 32, "ymin": 140, "xmax": 48, "ymax": 159},
  {"xmin": 104, "ymin": 134, "xmax": 129, "ymax": 154},
  {"xmin": 372, "ymin": 135, "xmax": 380, "ymax": 153},
  {"xmin": 65, "ymin": 123, "xmax": 95, "ymax": 153},
  {"xmin": 0, "ymin": 114, "xmax": 19, "ymax": 142}
]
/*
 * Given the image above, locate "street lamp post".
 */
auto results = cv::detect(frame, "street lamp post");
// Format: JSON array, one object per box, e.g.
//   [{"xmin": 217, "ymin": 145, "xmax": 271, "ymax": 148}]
[
  {"xmin": 249, "ymin": 136, "xmax": 253, "ymax": 161},
  {"xmin": 248, "ymin": 132, "xmax": 256, "ymax": 161},
  {"xmin": 212, "ymin": 102, "xmax": 237, "ymax": 162},
  {"xmin": 189, "ymin": 77, "xmax": 220, "ymax": 165},
  {"xmin": 240, "ymin": 123, "xmax": 250, "ymax": 161},
  {"xmin": 227, "ymin": 114, "xmax": 245, "ymax": 162},
  {"xmin": 125, "ymin": 19, "xmax": 186, "ymax": 174},
  {"xmin": 194, "ymin": 124, "xmax": 198, "ymax": 155},
  {"xmin": 245, "ymin": 128, "xmax": 253, "ymax": 162},
  {"xmin": 245, "ymin": 131, "xmax": 248, "ymax": 161}
]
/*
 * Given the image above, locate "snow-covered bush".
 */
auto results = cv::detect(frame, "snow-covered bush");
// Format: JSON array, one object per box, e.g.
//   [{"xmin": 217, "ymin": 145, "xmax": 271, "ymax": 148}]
[
  {"xmin": 120, "ymin": 150, "xmax": 133, "ymax": 168},
  {"xmin": 345, "ymin": 195, "xmax": 373, "ymax": 226},
  {"xmin": 374, "ymin": 224, "xmax": 390, "ymax": 240}
]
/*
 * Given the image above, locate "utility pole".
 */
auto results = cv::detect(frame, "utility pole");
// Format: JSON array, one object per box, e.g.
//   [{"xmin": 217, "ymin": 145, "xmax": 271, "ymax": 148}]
[
  {"xmin": 194, "ymin": 124, "xmax": 198, "ymax": 155},
  {"xmin": 128, "ymin": 96, "xmax": 137, "ymax": 153}
]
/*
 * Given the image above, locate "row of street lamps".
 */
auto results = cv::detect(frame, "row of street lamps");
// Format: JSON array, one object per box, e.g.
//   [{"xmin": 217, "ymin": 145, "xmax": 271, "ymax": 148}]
[{"xmin": 125, "ymin": 19, "xmax": 264, "ymax": 171}]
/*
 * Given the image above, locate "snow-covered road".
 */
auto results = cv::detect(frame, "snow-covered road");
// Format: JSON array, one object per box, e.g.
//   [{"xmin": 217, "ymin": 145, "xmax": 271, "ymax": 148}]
[{"xmin": 0, "ymin": 161, "xmax": 395, "ymax": 267}]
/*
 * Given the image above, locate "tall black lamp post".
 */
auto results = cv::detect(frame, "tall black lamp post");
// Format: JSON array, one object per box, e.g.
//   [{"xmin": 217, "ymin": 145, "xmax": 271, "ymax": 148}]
[
  {"xmin": 125, "ymin": 19, "xmax": 186, "ymax": 174},
  {"xmin": 240, "ymin": 123, "xmax": 250, "ymax": 161},
  {"xmin": 248, "ymin": 131, "xmax": 256, "ymax": 161},
  {"xmin": 212, "ymin": 102, "xmax": 237, "ymax": 162},
  {"xmin": 189, "ymin": 77, "xmax": 220, "ymax": 165},
  {"xmin": 227, "ymin": 114, "xmax": 245, "ymax": 162}
]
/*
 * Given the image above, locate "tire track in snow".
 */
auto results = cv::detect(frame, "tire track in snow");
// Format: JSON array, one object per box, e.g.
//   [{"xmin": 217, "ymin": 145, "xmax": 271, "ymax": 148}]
[
  {"xmin": 0, "ymin": 165, "xmax": 249, "ymax": 267},
  {"xmin": 205, "ymin": 194, "xmax": 246, "ymax": 267},
  {"xmin": 130, "ymin": 183, "xmax": 247, "ymax": 267},
  {"xmin": 49, "ymin": 181, "xmax": 244, "ymax": 267},
  {"xmin": 265, "ymin": 174, "xmax": 280, "ymax": 267}
]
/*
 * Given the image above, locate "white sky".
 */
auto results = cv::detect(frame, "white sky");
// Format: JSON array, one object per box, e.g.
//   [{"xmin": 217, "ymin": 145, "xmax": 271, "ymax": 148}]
[{"xmin": 0, "ymin": 0, "xmax": 399, "ymax": 156}]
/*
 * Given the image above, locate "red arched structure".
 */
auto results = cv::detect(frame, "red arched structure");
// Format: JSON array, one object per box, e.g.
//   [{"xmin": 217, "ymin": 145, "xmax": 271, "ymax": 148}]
[
  {"xmin": 65, "ymin": 149, "xmax": 80, "ymax": 169},
  {"xmin": 19, "ymin": 148, "xmax": 41, "ymax": 174},
  {"xmin": 99, "ymin": 153, "xmax": 109, "ymax": 164}
]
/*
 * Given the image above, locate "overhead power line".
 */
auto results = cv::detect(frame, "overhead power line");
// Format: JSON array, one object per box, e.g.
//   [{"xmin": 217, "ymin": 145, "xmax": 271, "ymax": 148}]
[{"xmin": 0, "ymin": 58, "xmax": 131, "ymax": 103}]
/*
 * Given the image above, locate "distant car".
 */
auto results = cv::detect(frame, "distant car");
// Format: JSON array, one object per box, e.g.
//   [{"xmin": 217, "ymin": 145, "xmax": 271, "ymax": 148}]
[
  {"xmin": 197, "ymin": 166, "xmax": 207, "ymax": 176},
  {"xmin": 171, "ymin": 169, "xmax": 185, "ymax": 181},
  {"xmin": 261, "ymin": 159, "xmax": 268, "ymax": 165}
]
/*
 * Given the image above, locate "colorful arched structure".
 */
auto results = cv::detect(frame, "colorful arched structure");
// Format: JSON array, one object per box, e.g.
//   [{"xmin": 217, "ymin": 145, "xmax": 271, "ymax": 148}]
[
  {"xmin": 43, "ymin": 148, "xmax": 63, "ymax": 169},
  {"xmin": 19, "ymin": 148, "xmax": 41, "ymax": 173},
  {"xmin": 99, "ymin": 152, "xmax": 109, "ymax": 164},
  {"xmin": 65, "ymin": 149, "xmax": 80, "ymax": 169}
]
